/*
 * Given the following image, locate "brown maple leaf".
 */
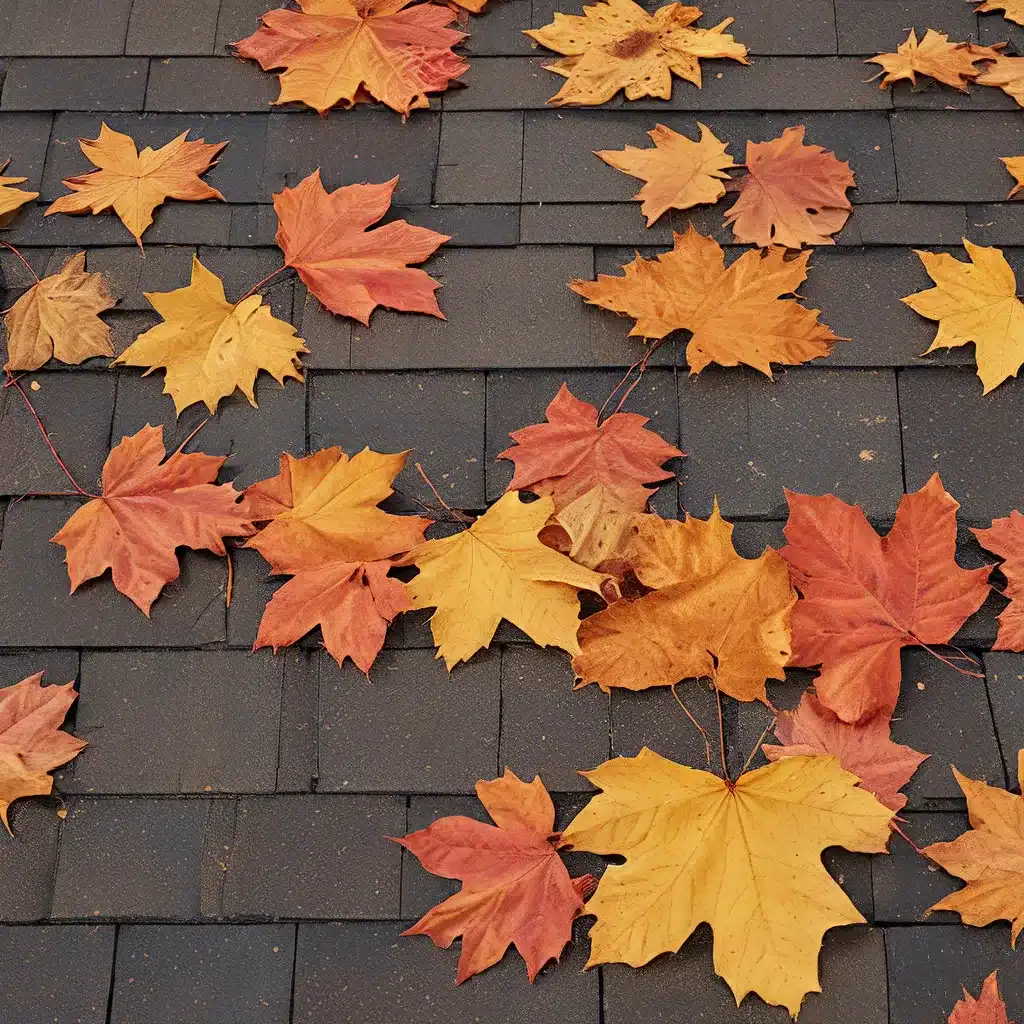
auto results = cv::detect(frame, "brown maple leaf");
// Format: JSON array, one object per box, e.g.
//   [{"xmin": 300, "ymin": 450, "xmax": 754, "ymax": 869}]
[
  {"xmin": 867, "ymin": 29, "xmax": 1003, "ymax": 92},
  {"xmin": 51, "ymin": 425, "xmax": 255, "ymax": 614},
  {"xmin": 781, "ymin": 474, "xmax": 991, "ymax": 723},
  {"xmin": 976, "ymin": 56, "xmax": 1024, "ymax": 108},
  {"xmin": 397, "ymin": 769, "xmax": 595, "ymax": 982},
  {"xmin": 974, "ymin": 511, "xmax": 1024, "ymax": 652},
  {"xmin": 571, "ymin": 225, "xmax": 843, "ymax": 375},
  {"xmin": 0, "ymin": 673, "xmax": 86, "ymax": 834},
  {"xmin": 724, "ymin": 126, "xmax": 855, "ymax": 249},
  {"xmin": 949, "ymin": 973, "xmax": 1014, "ymax": 1024},
  {"xmin": 274, "ymin": 170, "xmax": 448, "ymax": 325},
  {"xmin": 497, "ymin": 383, "xmax": 683, "ymax": 513},
  {"xmin": 763, "ymin": 691, "xmax": 927, "ymax": 812}
]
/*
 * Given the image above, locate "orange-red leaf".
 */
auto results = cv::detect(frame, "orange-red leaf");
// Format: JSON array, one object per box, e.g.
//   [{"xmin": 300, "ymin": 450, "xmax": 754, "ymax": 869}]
[
  {"xmin": 397, "ymin": 770, "xmax": 594, "ymax": 982},
  {"xmin": 949, "ymin": 973, "xmax": 1013, "ymax": 1024},
  {"xmin": 497, "ymin": 383, "xmax": 683, "ymax": 513},
  {"xmin": 763, "ymin": 691, "xmax": 927, "ymax": 812},
  {"xmin": 51, "ymin": 425, "xmax": 255, "ymax": 614},
  {"xmin": 974, "ymin": 511, "xmax": 1024, "ymax": 652},
  {"xmin": 274, "ymin": 169, "xmax": 448, "ymax": 325},
  {"xmin": 781, "ymin": 474, "xmax": 991, "ymax": 723}
]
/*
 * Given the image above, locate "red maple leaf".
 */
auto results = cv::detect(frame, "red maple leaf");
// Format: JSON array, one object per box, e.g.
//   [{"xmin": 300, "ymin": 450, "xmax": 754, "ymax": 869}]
[
  {"xmin": 973, "ymin": 511, "xmax": 1024, "ymax": 652},
  {"xmin": 949, "ymin": 972, "xmax": 1013, "ymax": 1024}
]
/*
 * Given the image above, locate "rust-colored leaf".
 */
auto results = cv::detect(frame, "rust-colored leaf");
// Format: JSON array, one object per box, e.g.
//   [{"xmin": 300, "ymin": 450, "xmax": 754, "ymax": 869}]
[
  {"xmin": 973, "ymin": 511, "xmax": 1024, "ymax": 652},
  {"xmin": 949, "ymin": 973, "xmax": 1014, "ymax": 1024},
  {"xmin": 867, "ymin": 30, "xmax": 1003, "ymax": 92}
]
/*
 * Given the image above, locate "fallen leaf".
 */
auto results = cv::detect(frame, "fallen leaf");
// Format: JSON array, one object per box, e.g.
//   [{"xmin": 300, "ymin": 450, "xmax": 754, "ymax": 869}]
[
  {"xmin": 781, "ymin": 474, "xmax": 991, "ymax": 723},
  {"xmin": 594, "ymin": 122, "xmax": 736, "ymax": 226},
  {"xmin": 0, "ymin": 161, "xmax": 38, "ymax": 225},
  {"xmin": 52, "ymin": 424, "xmax": 256, "ymax": 614},
  {"xmin": 866, "ymin": 29, "xmax": 1003, "ymax": 92},
  {"xmin": 44, "ymin": 123, "xmax": 226, "ymax": 246},
  {"xmin": 903, "ymin": 239, "xmax": 1024, "ymax": 395},
  {"xmin": 561, "ymin": 748, "xmax": 892, "ymax": 1016},
  {"xmin": 113, "ymin": 255, "xmax": 306, "ymax": 415},
  {"xmin": 975, "ymin": 0, "xmax": 1024, "ymax": 25},
  {"xmin": 274, "ymin": 169, "xmax": 447, "ymax": 325},
  {"xmin": 723, "ymin": 126, "xmax": 855, "ymax": 249},
  {"xmin": 763, "ymin": 691, "xmax": 927, "ymax": 812},
  {"xmin": 973, "ymin": 511, "xmax": 1024, "ymax": 651},
  {"xmin": 524, "ymin": 0, "xmax": 748, "ymax": 106},
  {"xmin": 398, "ymin": 769, "xmax": 594, "ymax": 982},
  {"xmin": 234, "ymin": 0, "xmax": 467, "ymax": 116},
  {"xmin": 949, "ymin": 972, "xmax": 1014, "ymax": 1024},
  {"xmin": 3, "ymin": 252, "xmax": 116, "ymax": 373},
  {"xmin": 571, "ymin": 225, "xmax": 843, "ymax": 375},
  {"xmin": 403, "ymin": 491, "xmax": 608, "ymax": 669},
  {"xmin": 924, "ymin": 755, "xmax": 1024, "ymax": 943},
  {"xmin": 573, "ymin": 505, "xmax": 795, "ymax": 700},
  {"xmin": 976, "ymin": 55, "xmax": 1024, "ymax": 107},
  {"xmin": 497, "ymin": 383, "xmax": 683, "ymax": 513},
  {"xmin": 1002, "ymin": 156, "xmax": 1024, "ymax": 198},
  {"xmin": 0, "ymin": 673, "xmax": 86, "ymax": 835},
  {"xmin": 548, "ymin": 485, "xmax": 641, "ymax": 570}
]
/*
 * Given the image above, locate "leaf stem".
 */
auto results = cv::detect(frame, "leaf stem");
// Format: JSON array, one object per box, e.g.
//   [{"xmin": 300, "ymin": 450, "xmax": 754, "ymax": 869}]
[
  {"xmin": 236, "ymin": 263, "xmax": 290, "ymax": 303},
  {"xmin": 597, "ymin": 339, "xmax": 665, "ymax": 423},
  {"xmin": 670, "ymin": 683, "xmax": 711, "ymax": 767},
  {"xmin": 414, "ymin": 462, "xmax": 471, "ymax": 526},
  {"xmin": 913, "ymin": 640, "xmax": 983, "ymax": 679},
  {"xmin": 891, "ymin": 820, "xmax": 923, "ymax": 855},
  {"xmin": 0, "ymin": 240, "xmax": 39, "ymax": 285},
  {"xmin": 738, "ymin": 714, "xmax": 777, "ymax": 778},
  {"xmin": 712, "ymin": 675, "xmax": 730, "ymax": 783}
]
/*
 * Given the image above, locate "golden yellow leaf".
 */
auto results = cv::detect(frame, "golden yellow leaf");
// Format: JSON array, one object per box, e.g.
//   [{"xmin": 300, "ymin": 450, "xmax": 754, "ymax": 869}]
[
  {"xmin": 3, "ymin": 252, "xmax": 116, "ymax": 373},
  {"xmin": 974, "ymin": 0, "xmax": 1024, "ymax": 27},
  {"xmin": 552, "ymin": 485, "xmax": 640, "ymax": 571},
  {"xmin": 902, "ymin": 239, "xmax": 1024, "ymax": 395},
  {"xmin": 0, "ymin": 161, "xmax": 38, "ymax": 225},
  {"xmin": 114, "ymin": 255, "xmax": 306, "ymax": 415},
  {"xmin": 573, "ymin": 504, "xmax": 795, "ymax": 701},
  {"xmin": 403, "ymin": 492, "xmax": 608, "ymax": 669},
  {"xmin": 595, "ymin": 122, "xmax": 735, "ymax": 226},
  {"xmin": 561, "ymin": 749, "xmax": 893, "ymax": 1017},
  {"xmin": 524, "ymin": 0, "xmax": 748, "ymax": 106},
  {"xmin": 866, "ymin": 29, "xmax": 1003, "ymax": 92},
  {"xmin": 1002, "ymin": 156, "xmax": 1024, "ymax": 198},
  {"xmin": 977, "ymin": 55, "xmax": 1024, "ymax": 107}
]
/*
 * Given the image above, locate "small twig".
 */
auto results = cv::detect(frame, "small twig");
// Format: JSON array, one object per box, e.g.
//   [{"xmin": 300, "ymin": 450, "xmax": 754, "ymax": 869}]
[
  {"xmin": 236, "ymin": 264, "xmax": 290, "ymax": 303},
  {"xmin": 738, "ymin": 715, "xmax": 777, "ymax": 778},
  {"xmin": 597, "ymin": 340, "xmax": 664, "ymax": 423},
  {"xmin": 414, "ymin": 462, "xmax": 471, "ymax": 525},
  {"xmin": 671, "ymin": 683, "xmax": 711, "ymax": 767},
  {"xmin": 612, "ymin": 340, "xmax": 666, "ymax": 417},
  {"xmin": 0, "ymin": 240, "xmax": 39, "ymax": 285},
  {"xmin": 891, "ymin": 820, "xmax": 923, "ymax": 855}
]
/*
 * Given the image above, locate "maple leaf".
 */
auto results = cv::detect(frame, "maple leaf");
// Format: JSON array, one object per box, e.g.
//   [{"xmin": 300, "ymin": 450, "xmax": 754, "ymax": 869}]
[
  {"xmin": 524, "ymin": 0, "xmax": 749, "ymax": 106},
  {"xmin": 781, "ymin": 474, "xmax": 991, "ymax": 724},
  {"xmin": 866, "ymin": 29, "xmax": 1003, "ymax": 92},
  {"xmin": 595, "ymin": 122, "xmax": 736, "ymax": 226},
  {"xmin": 949, "ymin": 973, "xmax": 1014, "ymax": 1024},
  {"xmin": 976, "ymin": 56, "xmax": 1024, "ymax": 108},
  {"xmin": 244, "ymin": 448, "xmax": 428, "ymax": 671},
  {"xmin": 902, "ymin": 239, "xmax": 1024, "ymax": 395},
  {"xmin": 398, "ymin": 770, "xmax": 594, "ymax": 982},
  {"xmin": 0, "ymin": 160, "xmax": 38, "ymax": 225},
  {"xmin": 763, "ymin": 691, "xmax": 927, "ymax": 812},
  {"xmin": 975, "ymin": 0, "xmax": 1024, "ymax": 25},
  {"xmin": 546, "ymin": 485, "xmax": 641, "ymax": 571},
  {"xmin": 561, "ymin": 748, "xmax": 892, "ymax": 1017},
  {"xmin": 274, "ymin": 169, "xmax": 447, "ymax": 325},
  {"xmin": 573, "ymin": 505, "xmax": 795, "ymax": 701},
  {"xmin": 3, "ymin": 252, "xmax": 116, "ymax": 373},
  {"xmin": 924, "ymin": 754, "xmax": 1024, "ymax": 943},
  {"xmin": 974, "ymin": 511, "xmax": 1024, "ymax": 651},
  {"xmin": 234, "ymin": 0, "xmax": 467, "ymax": 117},
  {"xmin": 402, "ymin": 491, "xmax": 608, "ymax": 669},
  {"xmin": 497, "ymin": 383, "xmax": 683, "ymax": 513},
  {"xmin": 723, "ymin": 126, "xmax": 855, "ymax": 249},
  {"xmin": 113, "ymin": 255, "xmax": 306, "ymax": 415},
  {"xmin": 0, "ymin": 673, "xmax": 86, "ymax": 835},
  {"xmin": 44, "ymin": 124, "xmax": 226, "ymax": 246},
  {"xmin": 571, "ymin": 225, "xmax": 843, "ymax": 375},
  {"xmin": 1003, "ymin": 157, "xmax": 1024, "ymax": 199},
  {"xmin": 51, "ymin": 425, "xmax": 256, "ymax": 614}
]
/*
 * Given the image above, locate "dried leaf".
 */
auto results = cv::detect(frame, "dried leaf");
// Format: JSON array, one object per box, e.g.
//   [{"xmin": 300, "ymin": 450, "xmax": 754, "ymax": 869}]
[
  {"xmin": 973, "ymin": 511, "xmax": 1024, "ymax": 651},
  {"xmin": 52, "ymin": 425, "xmax": 256, "ymax": 614},
  {"xmin": 571, "ymin": 225, "xmax": 843, "ymax": 375},
  {"xmin": 398, "ymin": 770, "xmax": 594, "ymax": 982},
  {"xmin": 1003, "ymin": 156, "xmax": 1024, "ymax": 198},
  {"xmin": 234, "ymin": 0, "xmax": 467, "ymax": 116},
  {"xmin": 974, "ymin": 0, "xmax": 1024, "ymax": 26},
  {"xmin": 274, "ymin": 169, "xmax": 447, "ymax": 324},
  {"xmin": 949, "ymin": 973, "xmax": 1014, "ymax": 1024},
  {"xmin": 976, "ymin": 55, "xmax": 1024, "ymax": 107},
  {"xmin": 595, "ymin": 122, "xmax": 736, "ymax": 226},
  {"xmin": 724, "ymin": 126, "xmax": 855, "ymax": 249},
  {"xmin": 44, "ymin": 124, "xmax": 225, "ymax": 246},
  {"xmin": 0, "ymin": 162, "xmax": 38, "ymax": 224},
  {"xmin": 781, "ymin": 474, "xmax": 991, "ymax": 723},
  {"xmin": 867, "ymin": 29, "xmax": 1002, "ymax": 92},
  {"xmin": 561, "ymin": 748, "xmax": 892, "ymax": 1017},
  {"xmin": 3, "ymin": 252, "xmax": 116, "ymax": 373},
  {"xmin": 550, "ymin": 485, "xmax": 641, "ymax": 570},
  {"xmin": 524, "ymin": 0, "xmax": 748, "ymax": 106}
]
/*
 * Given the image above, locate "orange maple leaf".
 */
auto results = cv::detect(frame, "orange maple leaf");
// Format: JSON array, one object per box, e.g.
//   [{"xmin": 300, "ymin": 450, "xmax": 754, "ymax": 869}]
[
  {"xmin": 867, "ymin": 29, "xmax": 1003, "ymax": 92},
  {"xmin": 51, "ymin": 425, "xmax": 255, "ymax": 614},
  {"xmin": 397, "ymin": 770, "xmax": 595, "ymax": 982},
  {"xmin": 234, "ymin": 0, "xmax": 467, "ymax": 116},
  {"xmin": 949, "ymin": 973, "xmax": 1014, "ymax": 1024},
  {"xmin": 498, "ymin": 383, "xmax": 683, "ymax": 513},
  {"xmin": 44, "ymin": 124, "xmax": 226, "ymax": 246},
  {"xmin": 723, "ymin": 126, "xmax": 855, "ymax": 249},
  {"xmin": 781, "ymin": 474, "xmax": 991, "ymax": 724},
  {"xmin": 274, "ymin": 170, "xmax": 448, "ymax": 325},
  {"xmin": 763, "ymin": 691, "xmax": 927, "ymax": 812},
  {"xmin": 974, "ymin": 511, "xmax": 1024, "ymax": 652},
  {"xmin": 976, "ymin": 56, "xmax": 1024, "ymax": 108}
]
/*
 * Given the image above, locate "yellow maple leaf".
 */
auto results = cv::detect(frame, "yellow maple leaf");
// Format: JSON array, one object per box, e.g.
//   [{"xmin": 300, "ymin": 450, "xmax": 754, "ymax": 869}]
[
  {"xmin": 976, "ymin": 55, "xmax": 1024, "ymax": 107},
  {"xmin": 866, "ymin": 29, "xmax": 1003, "ymax": 92},
  {"xmin": 403, "ymin": 491, "xmax": 608, "ymax": 669},
  {"xmin": 974, "ymin": 0, "xmax": 1024, "ymax": 27},
  {"xmin": 3, "ymin": 252, "xmax": 116, "ymax": 373},
  {"xmin": 571, "ymin": 225, "xmax": 843, "ymax": 375},
  {"xmin": 0, "ymin": 160, "xmax": 38, "ymax": 225},
  {"xmin": 1002, "ymin": 156, "xmax": 1024, "ymax": 198},
  {"xmin": 573, "ymin": 505, "xmax": 795, "ymax": 701},
  {"xmin": 595, "ymin": 122, "xmax": 735, "ymax": 226},
  {"xmin": 44, "ymin": 123, "xmax": 226, "ymax": 246},
  {"xmin": 924, "ymin": 752, "xmax": 1024, "ymax": 943},
  {"xmin": 114, "ymin": 256, "xmax": 306, "ymax": 415},
  {"xmin": 524, "ymin": 0, "xmax": 748, "ymax": 106},
  {"xmin": 902, "ymin": 239, "xmax": 1024, "ymax": 395},
  {"xmin": 561, "ymin": 748, "xmax": 893, "ymax": 1017}
]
